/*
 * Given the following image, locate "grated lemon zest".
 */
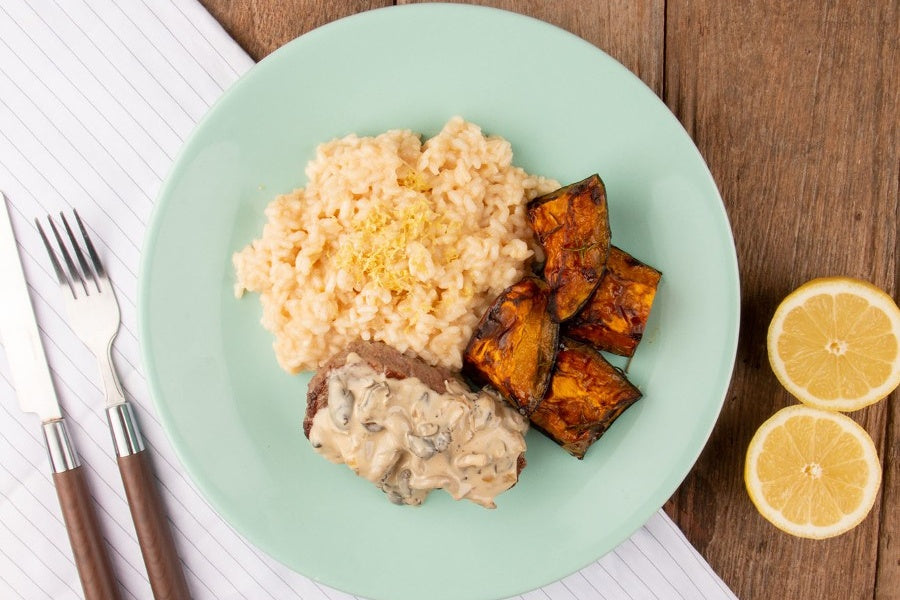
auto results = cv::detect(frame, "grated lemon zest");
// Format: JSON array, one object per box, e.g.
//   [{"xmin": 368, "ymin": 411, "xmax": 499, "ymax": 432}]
[
  {"xmin": 335, "ymin": 196, "xmax": 450, "ymax": 294},
  {"xmin": 398, "ymin": 169, "xmax": 432, "ymax": 193}
]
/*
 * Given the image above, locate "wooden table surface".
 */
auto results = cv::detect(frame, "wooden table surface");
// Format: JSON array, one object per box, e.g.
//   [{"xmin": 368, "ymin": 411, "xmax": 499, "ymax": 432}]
[{"xmin": 199, "ymin": 2, "xmax": 898, "ymax": 599}]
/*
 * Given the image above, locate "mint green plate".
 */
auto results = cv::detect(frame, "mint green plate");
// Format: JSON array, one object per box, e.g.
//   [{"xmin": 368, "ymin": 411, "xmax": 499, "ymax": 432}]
[{"xmin": 139, "ymin": 5, "xmax": 739, "ymax": 600}]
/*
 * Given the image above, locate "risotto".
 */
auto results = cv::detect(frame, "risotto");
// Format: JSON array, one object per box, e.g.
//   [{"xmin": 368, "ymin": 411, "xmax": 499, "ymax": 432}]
[{"xmin": 233, "ymin": 117, "xmax": 558, "ymax": 373}]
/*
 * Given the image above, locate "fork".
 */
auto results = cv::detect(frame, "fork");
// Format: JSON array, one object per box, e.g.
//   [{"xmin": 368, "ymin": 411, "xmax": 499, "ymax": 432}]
[{"xmin": 38, "ymin": 211, "xmax": 191, "ymax": 600}]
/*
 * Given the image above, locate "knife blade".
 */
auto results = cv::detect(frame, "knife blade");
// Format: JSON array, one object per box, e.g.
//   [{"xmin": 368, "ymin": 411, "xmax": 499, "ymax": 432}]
[
  {"xmin": 0, "ymin": 192, "xmax": 121, "ymax": 600},
  {"xmin": 0, "ymin": 196, "xmax": 60, "ymax": 421}
]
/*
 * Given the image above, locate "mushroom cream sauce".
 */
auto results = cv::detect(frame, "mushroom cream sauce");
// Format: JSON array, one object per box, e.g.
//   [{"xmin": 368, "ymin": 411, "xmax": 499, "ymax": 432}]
[{"xmin": 308, "ymin": 353, "xmax": 529, "ymax": 508}]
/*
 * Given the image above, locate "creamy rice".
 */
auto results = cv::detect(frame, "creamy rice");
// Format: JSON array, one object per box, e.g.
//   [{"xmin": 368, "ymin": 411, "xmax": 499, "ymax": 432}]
[{"xmin": 233, "ymin": 117, "xmax": 558, "ymax": 373}]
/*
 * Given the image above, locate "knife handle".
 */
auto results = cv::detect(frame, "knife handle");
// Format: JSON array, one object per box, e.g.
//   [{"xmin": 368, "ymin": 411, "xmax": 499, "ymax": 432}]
[
  {"xmin": 108, "ymin": 403, "xmax": 191, "ymax": 600},
  {"xmin": 44, "ymin": 420, "xmax": 122, "ymax": 600}
]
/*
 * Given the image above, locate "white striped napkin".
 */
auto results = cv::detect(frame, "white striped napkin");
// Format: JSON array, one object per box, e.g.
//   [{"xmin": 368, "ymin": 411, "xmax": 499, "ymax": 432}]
[{"xmin": 0, "ymin": 1, "xmax": 738, "ymax": 599}]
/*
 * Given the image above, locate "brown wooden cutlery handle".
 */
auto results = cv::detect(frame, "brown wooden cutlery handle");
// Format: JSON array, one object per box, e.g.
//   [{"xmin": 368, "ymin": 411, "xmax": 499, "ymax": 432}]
[
  {"xmin": 117, "ymin": 451, "xmax": 190, "ymax": 600},
  {"xmin": 52, "ymin": 467, "xmax": 122, "ymax": 600},
  {"xmin": 44, "ymin": 419, "xmax": 121, "ymax": 600},
  {"xmin": 108, "ymin": 403, "xmax": 190, "ymax": 600},
  {"xmin": 44, "ymin": 427, "xmax": 121, "ymax": 600}
]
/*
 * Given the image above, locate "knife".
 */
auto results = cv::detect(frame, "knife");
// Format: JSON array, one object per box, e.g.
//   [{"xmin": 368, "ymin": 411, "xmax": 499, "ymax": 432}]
[{"xmin": 0, "ymin": 194, "xmax": 121, "ymax": 600}]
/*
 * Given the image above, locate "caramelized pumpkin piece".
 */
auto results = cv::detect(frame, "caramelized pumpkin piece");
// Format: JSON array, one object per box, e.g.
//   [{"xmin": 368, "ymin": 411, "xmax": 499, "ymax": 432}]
[
  {"xmin": 530, "ymin": 339, "xmax": 642, "ymax": 459},
  {"xmin": 564, "ymin": 246, "xmax": 661, "ymax": 357},
  {"xmin": 463, "ymin": 277, "xmax": 559, "ymax": 415},
  {"xmin": 527, "ymin": 174, "xmax": 611, "ymax": 323}
]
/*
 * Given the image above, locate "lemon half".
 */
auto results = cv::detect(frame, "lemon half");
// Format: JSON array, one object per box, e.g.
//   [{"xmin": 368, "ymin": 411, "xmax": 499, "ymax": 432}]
[
  {"xmin": 767, "ymin": 277, "xmax": 900, "ymax": 412},
  {"xmin": 744, "ymin": 405, "xmax": 881, "ymax": 539}
]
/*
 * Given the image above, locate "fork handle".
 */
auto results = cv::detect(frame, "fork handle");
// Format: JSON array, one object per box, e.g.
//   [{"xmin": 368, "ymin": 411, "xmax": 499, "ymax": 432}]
[
  {"xmin": 108, "ymin": 403, "xmax": 191, "ymax": 600},
  {"xmin": 44, "ymin": 420, "xmax": 122, "ymax": 600}
]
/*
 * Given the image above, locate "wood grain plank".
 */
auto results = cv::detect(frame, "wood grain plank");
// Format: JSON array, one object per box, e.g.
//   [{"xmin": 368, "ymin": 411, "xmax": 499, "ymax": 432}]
[
  {"xmin": 198, "ymin": 0, "xmax": 392, "ymax": 60},
  {"xmin": 398, "ymin": 0, "xmax": 664, "ymax": 94},
  {"xmin": 663, "ymin": 1, "xmax": 898, "ymax": 599},
  {"xmin": 877, "ymin": 364, "xmax": 899, "ymax": 600}
]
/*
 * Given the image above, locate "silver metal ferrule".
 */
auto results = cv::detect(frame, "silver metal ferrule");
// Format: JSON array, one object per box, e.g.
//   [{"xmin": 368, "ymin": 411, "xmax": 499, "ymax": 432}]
[
  {"xmin": 42, "ymin": 419, "xmax": 80, "ymax": 473},
  {"xmin": 106, "ymin": 402, "xmax": 145, "ymax": 457}
]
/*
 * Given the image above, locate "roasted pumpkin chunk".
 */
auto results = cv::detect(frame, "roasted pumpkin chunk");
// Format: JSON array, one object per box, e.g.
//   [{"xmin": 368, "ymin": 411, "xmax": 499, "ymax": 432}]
[
  {"xmin": 527, "ymin": 174, "xmax": 611, "ymax": 323},
  {"xmin": 564, "ymin": 246, "xmax": 661, "ymax": 357},
  {"xmin": 530, "ymin": 339, "xmax": 642, "ymax": 459},
  {"xmin": 463, "ymin": 276, "xmax": 559, "ymax": 416}
]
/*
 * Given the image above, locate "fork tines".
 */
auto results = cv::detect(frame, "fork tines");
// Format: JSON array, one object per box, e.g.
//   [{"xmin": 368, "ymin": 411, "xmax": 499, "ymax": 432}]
[{"xmin": 37, "ymin": 210, "xmax": 106, "ymax": 299}]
